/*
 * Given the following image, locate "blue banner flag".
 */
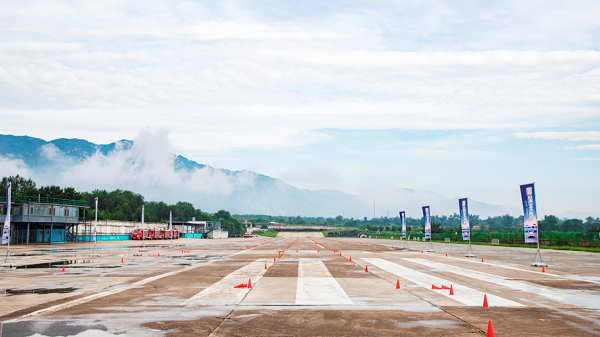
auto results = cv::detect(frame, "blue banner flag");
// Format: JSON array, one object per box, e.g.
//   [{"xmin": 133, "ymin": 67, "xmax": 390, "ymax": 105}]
[
  {"xmin": 2, "ymin": 183, "xmax": 11, "ymax": 244},
  {"xmin": 520, "ymin": 183, "xmax": 539, "ymax": 244},
  {"xmin": 459, "ymin": 198, "xmax": 470, "ymax": 241},
  {"xmin": 400, "ymin": 211, "xmax": 406, "ymax": 239},
  {"xmin": 422, "ymin": 206, "xmax": 431, "ymax": 240}
]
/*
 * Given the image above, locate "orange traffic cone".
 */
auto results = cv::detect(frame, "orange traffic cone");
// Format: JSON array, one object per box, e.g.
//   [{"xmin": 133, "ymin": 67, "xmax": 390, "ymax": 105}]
[
  {"xmin": 264, "ymin": 263, "xmax": 267, "ymax": 270},
  {"xmin": 248, "ymin": 278, "xmax": 252, "ymax": 289},
  {"xmin": 365, "ymin": 265, "xmax": 369, "ymax": 273},
  {"xmin": 296, "ymin": 250, "xmax": 298, "ymax": 253},
  {"xmin": 483, "ymin": 294, "xmax": 489, "ymax": 308},
  {"xmin": 158, "ymin": 253, "xmax": 160, "ymax": 258},
  {"xmin": 349, "ymin": 256, "xmax": 352, "ymax": 262},
  {"xmin": 317, "ymin": 250, "xmax": 319, "ymax": 253},
  {"xmin": 449, "ymin": 284, "xmax": 454, "ymax": 295},
  {"xmin": 273, "ymin": 257, "xmax": 276, "ymax": 262},
  {"xmin": 481, "ymin": 257, "xmax": 484, "ymax": 262},
  {"xmin": 121, "ymin": 257, "xmax": 124, "ymax": 263},
  {"xmin": 396, "ymin": 279, "xmax": 400, "ymax": 289},
  {"xmin": 61, "ymin": 264, "xmax": 65, "ymax": 272},
  {"xmin": 421, "ymin": 250, "xmax": 423, "ymax": 253},
  {"xmin": 446, "ymin": 253, "xmax": 448, "ymax": 257},
  {"xmin": 542, "ymin": 266, "xmax": 545, "ymax": 273},
  {"xmin": 487, "ymin": 320, "xmax": 494, "ymax": 337}
]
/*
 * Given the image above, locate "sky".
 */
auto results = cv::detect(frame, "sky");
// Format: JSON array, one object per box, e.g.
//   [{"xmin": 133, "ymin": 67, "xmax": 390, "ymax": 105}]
[{"xmin": 1, "ymin": 0, "xmax": 599, "ymax": 216}]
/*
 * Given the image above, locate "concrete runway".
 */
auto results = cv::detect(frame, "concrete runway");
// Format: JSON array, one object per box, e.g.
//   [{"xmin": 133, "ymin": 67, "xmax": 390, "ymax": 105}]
[{"xmin": 1, "ymin": 234, "xmax": 600, "ymax": 336}]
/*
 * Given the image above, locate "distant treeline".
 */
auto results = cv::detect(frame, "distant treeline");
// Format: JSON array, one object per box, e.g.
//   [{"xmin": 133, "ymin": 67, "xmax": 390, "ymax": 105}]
[
  {"xmin": 1, "ymin": 175, "xmax": 246, "ymax": 235},
  {"xmin": 239, "ymin": 212, "xmax": 600, "ymax": 233}
]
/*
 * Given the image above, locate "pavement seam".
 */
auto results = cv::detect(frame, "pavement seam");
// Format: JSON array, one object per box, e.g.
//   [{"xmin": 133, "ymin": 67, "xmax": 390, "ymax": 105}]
[
  {"xmin": 5, "ymin": 243, "xmax": 272, "ymax": 323},
  {"xmin": 323, "ymin": 238, "xmax": 487, "ymax": 334},
  {"xmin": 207, "ymin": 239, "xmax": 294, "ymax": 337}
]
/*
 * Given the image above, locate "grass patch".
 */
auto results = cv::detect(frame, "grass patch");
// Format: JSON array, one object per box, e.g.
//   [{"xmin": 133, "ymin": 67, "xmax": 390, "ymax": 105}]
[
  {"xmin": 255, "ymin": 230, "xmax": 279, "ymax": 237},
  {"xmin": 367, "ymin": 236, "xmax": 600, "ymax": 253}
]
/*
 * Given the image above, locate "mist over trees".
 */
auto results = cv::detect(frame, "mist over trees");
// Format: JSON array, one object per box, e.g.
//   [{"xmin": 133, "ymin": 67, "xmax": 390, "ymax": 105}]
[
  {"xmin": 240, "ymin": 212, "xmax": 600, "ymax": 233},
  {"xmin": 1, "ymin": 175, "xmax": 246, "ymax": 235},
  {"xmin": 3, "ymin": 175, "xmax": 600, "ymax": 234}
]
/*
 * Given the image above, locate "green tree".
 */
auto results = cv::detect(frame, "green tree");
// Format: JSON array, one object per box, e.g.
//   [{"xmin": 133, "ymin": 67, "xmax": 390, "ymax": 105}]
[
  {"xmin": 1, "ymin": 175, "xmax": 38, "ymax": 196},
  {"xmin": 562, "ymin": 219, "xmax": 585, "ymax": 232}
]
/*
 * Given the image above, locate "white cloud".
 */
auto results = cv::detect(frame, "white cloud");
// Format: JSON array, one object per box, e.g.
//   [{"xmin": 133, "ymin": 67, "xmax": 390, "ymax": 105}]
[
  {"xmin": 40, "ymin": 144, "xmax": 61, "ymax": 160},
  {"xmin": 0, "ymin": 156, "xmax": 30, "ymax": 178},
  {"xmin": 563, "ymin": 144, "xmax": 600, "ymax": 150},
  {"xmin": 517, "ymin": 131, "xmax": 600, "ymax": 141},
  {"xmin": 573, "ymin": 157, "xmax": 600, "ymax": 161},
  {"xmin": 278, "ymin": 166, "xmax": 343, "ymax": 191},
  {"xmin": 1, "ymin": 1, "xmax": 600, "ymax": 154}
]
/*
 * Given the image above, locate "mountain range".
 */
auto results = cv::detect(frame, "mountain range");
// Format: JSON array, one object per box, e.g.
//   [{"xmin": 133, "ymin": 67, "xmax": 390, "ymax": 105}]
[{"xmin": 0, "ymin": 134, "xmax": 530, "ymax": 218}]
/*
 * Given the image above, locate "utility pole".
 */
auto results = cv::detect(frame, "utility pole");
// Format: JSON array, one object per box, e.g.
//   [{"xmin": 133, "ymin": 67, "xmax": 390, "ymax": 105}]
[{"xmin": 373, "ymin": 201, "xmax": 375, "ymax": 219}]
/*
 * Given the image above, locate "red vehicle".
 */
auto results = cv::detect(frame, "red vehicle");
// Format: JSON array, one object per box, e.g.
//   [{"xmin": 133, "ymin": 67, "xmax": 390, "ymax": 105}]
[
  {"xmin": 147, "ymin": 228, "xmax": 156, "ymax": 240},
  {"xmin": 165, "ymin": 228, "xmax": 179, "ymax": 239},
  {"xmin": 131, "ymin": 228, "xmax": 179, "ymax": 240},
  {"xmin": 131, "ymin": 229, "xmax": 143, "ymax": 240}
]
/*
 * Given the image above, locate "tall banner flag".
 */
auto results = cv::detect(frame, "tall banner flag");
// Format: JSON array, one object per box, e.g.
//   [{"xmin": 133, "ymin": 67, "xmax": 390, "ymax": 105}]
[
  {"xmin": 400, "ymin": 211, "xmax": 406, "ymax": 239},
  {"xmin": 2, "ymin": 183, "xmax": 11, "ymax": 245},
  {"xmin": 141, "ymin": 205, "xmax": 145, "ymax": 228},
  {"xmin": 520, "ymin": 183, "xmax": 539, "ymax": 244},
  {"xmin": 93, "ymin": 197, "xmax": 98, "ymax": 241},
  {"xmin": 459, "ymin": 198, "xmax": 470, "ymax": 241},
  {"xmin": 422, "ymin": 206, "xmax": 431, "ymax": 240},
  {"xmin": 169, "ymin": 211, "xmax": 172, "ymax": 232}
]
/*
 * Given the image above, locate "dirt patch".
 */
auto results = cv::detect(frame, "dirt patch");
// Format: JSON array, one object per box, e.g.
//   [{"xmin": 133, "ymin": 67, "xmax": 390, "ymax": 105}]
[
  {"xmin": 445, "ymin": 307, "xmax": 600, "ymax": 337},
  {"xmin": 515, "ymin": 279, "xmax": 600, "ymax": 290},
  {"xmin": 212, "ymin": 309, "xmax": 476, "ymax": 336},
  {"xmin": 264, "ymin": 261, "xmax": 298, "ymax": 277},
  {"xmin": 323, "ymin": 259, "xmax": 377, "ymax": 279},
  {"xmin": 143, "ymin": 317, "xmax": 224, "ymax": 337}
]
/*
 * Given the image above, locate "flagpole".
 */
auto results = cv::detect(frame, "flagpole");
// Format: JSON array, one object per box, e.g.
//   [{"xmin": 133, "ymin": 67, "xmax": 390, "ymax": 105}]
[
  {"xmin": 2, "ymin": 182, "xmax": 14, "ymax": 267},
  {"xmin": 169, "ymin": 211, "xmax": 173, "ymax": 248},
  {"xmin": 90, "ymin": 197, "xmax": 99, "ymax": 257},
  {"xmin": 140, "ymin": 205, "xmax": 147, "ymax": 252}
]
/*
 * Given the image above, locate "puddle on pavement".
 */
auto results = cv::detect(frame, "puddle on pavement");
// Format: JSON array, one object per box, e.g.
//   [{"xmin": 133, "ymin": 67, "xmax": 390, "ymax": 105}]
[
  {"xmin": 34, "ymin": 244, "xmax": 191, "ymax": 253},
  {"xmin": 166, "ymin": 254, "xmax": 221, "ymax": 261},
  {"xmin": 1, "ymin": 320, "xmax": 113, "ymax": 337},
  {"xmin": 16, "ymin": 260, "xmax": 120, "ymax": 269},
  {"xmin": 4, "ymin": 287, "xmax": 78, "ymax": 296}
]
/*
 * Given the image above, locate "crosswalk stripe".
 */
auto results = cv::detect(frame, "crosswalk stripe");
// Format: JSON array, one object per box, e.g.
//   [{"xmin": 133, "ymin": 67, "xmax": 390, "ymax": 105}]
[
  {"xmin": 363, "ymin": 258, "xmax": 524, "ymax": 307},
  {"xmin": 185, "ymin": 259, "xmax": 272, "ymax": 306},
  {"xmin": 405, "ymin": 258, "xmax": 600, "ymax": 309},
  {"xmin": 295, "ymin": 258, "xmax": 353, "ymax": 305}
]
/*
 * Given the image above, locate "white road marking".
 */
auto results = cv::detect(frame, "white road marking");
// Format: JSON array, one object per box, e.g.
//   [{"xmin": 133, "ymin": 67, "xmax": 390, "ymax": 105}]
[
  {"xmin": 295, "ymin": 258, "xmax": 352, "ymax": 305},
  {"xmin": 185, "ymin": 259, "xmax": 273, "ymax": 306},
  {"xmin": 362, "ymin": 258, "xmax": 523, "ymax": 307},
  {"xmin": 9, "ymin": 243, "xmax": 270, "ymax": 321},
  {"xmin": 446, "ymin": 255, "xmax": 600, "ymax": 285},
  {"xmin": 406, "ymin": 258, "xmax": 600, "ymax": 309}
]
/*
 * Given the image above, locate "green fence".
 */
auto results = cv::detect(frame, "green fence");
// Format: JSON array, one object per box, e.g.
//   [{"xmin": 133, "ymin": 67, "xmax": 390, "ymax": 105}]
[
  {"xmin": 364, "ymin": 231, "xmax": 600, "ymax": 248},
  {"xmin": 0, "ymin": 195, "xmax": 89, "ymax": 207}
]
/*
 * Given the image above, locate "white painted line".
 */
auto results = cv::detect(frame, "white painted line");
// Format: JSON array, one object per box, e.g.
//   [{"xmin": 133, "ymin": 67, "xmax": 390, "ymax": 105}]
[
  {"xmin": 295, "ymin": 258, "xmax": 352, "ymax": 305},
  {"xmin": 363, "ymin": 258, "xmax": 523, "ymax": 307},
  {"xmin": 446, "ymin": 255, "xmax": 600, "ymax": 285},
  {"xmin": 405, "ymin": 258, "xmax": 600, "ymax": 309},
  {"xmin": 185, "ymin": 259, "xmax": 272, "ymax": 306},
  {"xmin": 9, "ymin": 245, "xmax": 267, "ymax": 322}
]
